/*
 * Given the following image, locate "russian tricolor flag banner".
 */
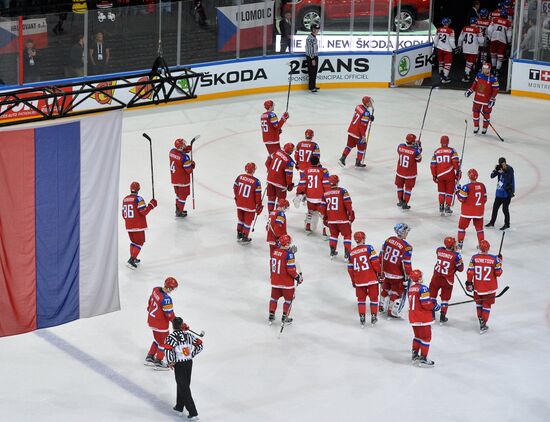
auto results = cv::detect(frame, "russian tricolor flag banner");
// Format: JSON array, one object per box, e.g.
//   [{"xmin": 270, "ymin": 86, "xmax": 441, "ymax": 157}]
[
  {"xmin": 217, "ymin": 1, "xmax": 274, "ymax": 52},
  {"xmin": 0, "ymin": 111, "xmax": 122, "ymax": 337}
]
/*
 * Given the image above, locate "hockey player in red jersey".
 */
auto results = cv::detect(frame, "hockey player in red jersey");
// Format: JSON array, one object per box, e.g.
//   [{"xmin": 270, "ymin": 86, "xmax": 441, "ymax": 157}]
[
  {"xmin": 429, "ymin": 237, "xmax": 464, "ymax": 324},
  {"xmin": 269, "ymin": 234, "xmax": 303, "ymax": 326},
  {"xmin": 295, "ymin": 155, "xmax": 330, "ymax": 234},
  {"xmin": 476, "ymin": 8, "xmax": 491, "ymax": 64},
  {"xmin": 466, "ymin": 239, "xmax": 503, "ymax": 334},
  {"xmin": 320, "ymin": 175, "xmax": 355, "ymax": 259},
  {"xmin": 234, "ymin": 162, "xmax": 263, "ymax": 244},
  {"xmin": 267, "ymin": 199, "xmax": 289, "ymax": 253},
  {"xmin": 430, "ymin": 135, "xmax": 460, "ymax": 215},
  {"xmin": 261, "ymin": 100, "xmax": 289, "ymax": 155},
  {"xmin": 456, "ymin": 168, "xmax": 487, "ymax": 250},
  {"xmin": 347, "ymin": 231, "xmax": 382, "ymax": 327},
  {"xmin": 122, "ymin": 181, "xmax": 157, "ymax": 268},
  {"xmin": 380, "ymin": 223, "xmax": 413, "ymax": 318},
  {"xmin": 294, "ymin": 129, "xmax": 320, "ymax": 172},
  {"xmin": 145, "ymin": 277, "xmax": 179, "ymax": 368},
  {"xmin": 338, "ymin": 96, "xmax": 374, "ymax": 168},
  {"xmin": 434, "ymin": 17, "xmax": 456, "ymax": 83},
  {"xmin": 458, "ymin": 17, "xmax": 484, "ymax": 82},
  {"xmin": 487, "ymin": 9, "xmax": 512, "ymax": 75},
  {"xmin": 395, "ymin": 133, "xmax": 422, "ymax": 210},
  {"xmin": 265, "ymin": 143, "xmax": 295, "ymax": 212},
  {"xmin": 465, "ymin": 63, "xmax": 499, "ymax": 134},
  {"xmin": 169, "ymin": 138, "xmax": 195, "ymax": 218},
  {"xmin": 408, "ymin": 269, "xmax": 440, "ymax": 367}
]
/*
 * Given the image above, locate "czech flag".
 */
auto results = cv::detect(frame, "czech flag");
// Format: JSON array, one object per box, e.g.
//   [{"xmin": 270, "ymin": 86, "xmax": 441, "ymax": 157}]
[{"xmin": 0, "ymin": 111, "xmax": 122, "ymax": 337}]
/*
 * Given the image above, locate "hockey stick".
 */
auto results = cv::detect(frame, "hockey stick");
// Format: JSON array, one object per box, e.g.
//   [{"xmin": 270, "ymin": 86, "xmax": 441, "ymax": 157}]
[
  {"xmin": 418, "ymin": 84, "xmax": 439, "ymax": 142},
  {"xmin": 189, "ymin": 328, "xmax": 205, "ymax": 338},
  {"xmin": 251, "ymin": 187, "xmax": 267, "ymax": 233},
  {"xmin": 451, "ymin": 120, "xmax": 468, "ymax": 207},
  {"xmin": 279, "ymin": 263, "xmax": 302, "ymax": 336},
  {"xmin": 189, "ymin": 135, "xmax": 200, "ymax": 210},
  {"xmin": 498, "ymin": 230, "xmax": 505, "ymax": 255},
  {"xmin": 360, "ymin": 104, "xmax": 375, "ymax": 165},
  {"xmin": 448, "ymin": 286, "xmax": 510, "ymax": 307},
  {"xmin": 479, "ymin": 109, "xmax": 504, "ymax": 142},
  {"xmin": 395, "ymin": 261, "xmax": 410, "ymax": 316},
  {"xmin": 285, "ymin": 64, "xmax": 292, "ymax": 113},
  {"xmin": 142, "ymin": 133, "xmax": 155, "ymax": 199},
  {"xmin": 455, "ymin": 273, "xmax": 474, "ymax": 298}
]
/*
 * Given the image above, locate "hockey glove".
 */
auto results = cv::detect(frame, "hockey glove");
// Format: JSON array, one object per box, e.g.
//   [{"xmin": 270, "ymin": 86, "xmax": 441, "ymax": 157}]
[
  {"xmin": 433, "ymin": 301, "xmax": 441, "ymax": 312},
  {"xmin": 290, "ymin": 244, "xmax": 298, "ymax": 254},
  {"xmin": 190, "ymin": 161, "xmax": 196, "ymax": 169},
  {"xmin": 349, "ymin": 210, "xmax": 355, "ymax": 223},
  {"xmin": 282, "ymin": 112, "xmax": 289, "ymax": 120},
  {"xmin": 369, "ymin": 114, "xmax": 375, "ymax": 122},
  {"xmin": 295, "ymin": 273, "xmax": 303, "ymax": 284},
  {"xmin": 287, "ymin": 183, "xmax": 294, "ymax": 192},
  {"xmin": 465, "ymin": 89, "xmax": 473, "ymax": 98},
  {"xmin": 498, "ymin": 254, "xmax": 503, "ymax": 260},
  {"xmin": 488, "ymin": 99, "xmax": 495, "ymax": 108},
  {"xmin": 193, "ymin": 338, "xmax": 203, "ymax": 347},
  {"xmin": 149, "ymin": 199, "xmax": 158, "ymax": 208},
  {"xmin": 433, "ymin": 176, "xmax": 438, "ymax": 183},
  {"xmin": 182, "ymin": 322, "xmax": 189, "ymax": 331},
  {"xmin": 465, "ymin": 281, "xmax": 474, "ymax": 292},
  {"xmin": 256, "ymin": 205, "xmax": 264, "ymax": 215}
]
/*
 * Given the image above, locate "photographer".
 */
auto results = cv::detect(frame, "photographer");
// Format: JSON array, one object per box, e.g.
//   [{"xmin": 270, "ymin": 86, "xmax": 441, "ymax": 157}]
[{"xmin": 486, "ymin": 157, "xmax": 514, "ymax": 230}]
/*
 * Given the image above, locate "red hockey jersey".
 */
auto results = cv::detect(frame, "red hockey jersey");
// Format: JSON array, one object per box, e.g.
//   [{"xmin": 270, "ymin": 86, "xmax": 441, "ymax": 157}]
[
  {"xmin": 294, "ymin": 140, "xmax": 320, "ymax": 171},
  {"xmin": 266, "ymin": 150, "xmax": 294, "ymax": 189},
  {"xmin": 381, "ymin": 236, "xmax": 412, "ymax": 280},
  {"xmin": 396, "ymin": 143, "xmax": 422, "ymax": 179},
  {"xmin": 270, "ymin": 247, "xmax": 298, "ymax": 288},
  {"xmin": 347, "ymin": 104, "xmax": 372, "ymax": 139},
  {"xmin": 147, "ymin": 287, "xmax": 175, "ymax": 331},
  {"xmin": 347, "ymin": 244, "xmax": 381, "ymax": 286},
  {"xmin": 169, "ymin": 148, "xmax": 194, "ymax": 187},
  {"xmin": 122, "ymin": 193, "xmax": 153, "ymax": 231},
  {"xmin": 297, "ymin": 166, "xmax": 330, "ymax": 203},
  {"xmin": 469, "ymin": 73, "xmax": 499, "ymax": 105},
  {"xmin": 261, "ymin": 111, "xmax": 287, "ymax": 145},
  {"xmin": 432, "ymin": 247, "xmax": 464, "ymax": 284},
  {"xmin": 266, "ymin": 210, "xmax": 287, "ymax": 246},
  {"xmin": 467, "ymin": 253, "xmax": 502, "ymax": 295},
  {"xmin": 234, "ymin": 174, "xmax": 262, "ymax": 212},
  {"xmin": 320, "ymin": 187, "xmax": 353, "ymax": 224},
  {"xmin": 408, "ymin": 283, "xmax": 436, "ymax": 326},
  {"xmin": 430, "ymin": 146, "xmax": 460, "ymax": 179},
  {"xmin": 457, "ymin": 181, "xmax": 487, "ymax": 218}
]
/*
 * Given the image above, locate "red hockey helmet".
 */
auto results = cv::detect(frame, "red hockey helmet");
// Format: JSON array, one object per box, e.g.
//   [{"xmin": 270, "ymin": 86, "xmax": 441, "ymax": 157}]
[
  {"xmin": 164, "ymin": 277, "xmax": 179, "ymax": 289},
  {"xmin": 468, "ymin": 168, "xmax": 479, "ymax": 181},
  {"xmin": 245, "ymin": 162, "xmax": 256, "ymax": 174},
  {"xmin": 283, "ymin": 143, "xmax": 295, "ymax": 154},
  {"xmin": 444, "ymin": 236, "xmax": 456, "ymax": 249},
  {"xmin": 409, "ymin": 269, "xmax": 423, "ymax": 283},
  {"xmin": 130, "ymin": 181, "xmax": 140, "ymax": 193},
  {"xmin": 362, "ymin": 96, "xmax": 372, "ymax": 107},
  {"xmin": 279, "ymin": 234, "xmax": 292, "ymax": 248},
  {"xmin": 305, "ymin": 129, "xmax": 314, "ymax": 139},
  {"xmin": 174, "ymin": 138, "xmax": 186, "ymax": 150},
  {"xmin": 406, "ymin": 133, "xmax": 417, "ymax": 144},
  {"xmin": 354, "ymin": 231, "xmax": 366, "ymax": 244},
  {"xmin": 329, "ymin": 175, "xmax": 339, "ymax": 186},
  {"xmin": 277, "ymin": 198, "xmax": 290, "ymax": 210},
  {"xmin": 440, "ymin": 135, "xmax": 449, "ymax": 146},
  {"xmin": 264, "ymin": 100, "xmax": 274, "ymax": 110},
  {"xmin": 479, "ymin": 239, "xmax": 490, "ymax": 253}
]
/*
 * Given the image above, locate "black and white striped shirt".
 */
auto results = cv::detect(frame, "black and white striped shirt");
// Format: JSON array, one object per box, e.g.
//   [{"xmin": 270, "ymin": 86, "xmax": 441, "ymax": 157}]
[
  {"xmin": 165, "ymin": 330, "xmax": 204, "ymax": 363},
  {"xmin": 305, "ymin": 33, "xmax": 318, "ymax": 58}
]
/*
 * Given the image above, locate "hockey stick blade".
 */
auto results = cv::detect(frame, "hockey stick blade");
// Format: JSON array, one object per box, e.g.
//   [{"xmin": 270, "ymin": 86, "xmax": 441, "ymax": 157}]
[
  {"xmin": 142, "ymin": 133, "xmax": 152, "ymax": 142},
  {"xmin": 448, "ymin": 286, "xmax": 509, "ymax": 306},
  {"xmin": 189, "ymin": 329, "xmax": 205, "ymax": 337},
  {"xmin": 190, "ymin": 134, "xmax": 201, "ymax": 146}
]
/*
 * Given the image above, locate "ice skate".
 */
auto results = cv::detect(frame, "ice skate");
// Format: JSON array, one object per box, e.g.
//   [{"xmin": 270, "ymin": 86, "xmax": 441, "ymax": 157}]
[
  {"xmin": 473, "ymin": 127, "xmax": 479, "ymax": 134},
  {"xmin": 153, "ymin": 358, "xmax": 170, "ymax": 371},
  {"xmin": 127, "ymin": 257, "xmax": 138, "ymax": 269},
  {"xmin": 355, "ymin": 159, "xmax": 366, "ymax": 168},
  {"xmin": 338, "ymin": 155, "xmax": 346, "ymax": 167},
  {"xmin": 401, "ymin": 202, "xmax": 411, "ymax": 210},
  {"xmin": 268, "ymin": 312, "xmax": 275, "ymax": 325},
  {"xmin": 282, "ymin": 315, "xmax": 293, "ymax": 325},
  {"xmin": 330, "ymin": 247, "xmax": 338, "ymax": 259},
  {"xmin": 359, "ymin": 314, "xmax": 366, "ymax": 328},
  {"xmin": 441, "ymin": 76, "xmax": 451, "ymax": 84},
  {"xmin": 172, "ymin": 406, "xmax": 184, "ymax": 416},
  {"xmin": 144, "ymin": 354, "xmax": 155, "ymax": 366},
  {"xmin": 417, "ymin": 356, "xmax": 435, "ymax": 367},
  {"xmin": 481, "ymin": 128, "xmax": 487, "ymax": 135},
  {"xmin": 461, "ymin": 73, "xmax": 470, "ymax": 82},
  {"xmin": 240, "ymin": 236, "xmax": 252, "ymax": 245},
  {"xmin": 439, "ymin": 313, "xmax": 448, "ymax": 325},
  {"xmin": 456, "ymin": 241, "xmax": 463, "ymax": 251},
  {"xmin": 479, "ymin": 319, "xmax": 489, "ymax": 334},
  {"xmin": 237, "ymin": 232, "xmax": 243, "ymax": 241},
  {"xmin": 176, "ymin": 209, "xmax": 187, "ymax": 218},
  {"xmin": 371, "ymin": 314, "xmax": 378, "ymax": 326},
  {"xmin": 412, "ymin": 350, "xmax": 420, "ymax": 364},
  {"xmin": 439, "ymin": 204, "xmax": 445, "ymax": 216},
  {"xmin": 396, "ymin": 200, "xmax": 404, "ymax": 207},
  {"xmin": 444, "ymin": 205, "xmax": 453, "ymax": 215}
]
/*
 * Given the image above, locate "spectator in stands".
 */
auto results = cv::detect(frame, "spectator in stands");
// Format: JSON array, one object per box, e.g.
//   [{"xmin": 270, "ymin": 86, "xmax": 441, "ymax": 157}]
[
  {"xmin": 23, "ymin": 39, "xmax": 40, "ymax": 83},
  {"xmin": 89, "ymin": 31, "xmax": 111, "ymax": 75},
  {"xmin": 67, "ymin": 35, "xmax": 85, "ymax": 77},
  {"xmin": 279, "ymin": 11, "xmax": 294, "ymax": 53},
  {"xmin": 520, "ymin": 20, "xmax": 536, "ymax": 60},
  {"xmin": 467, "ymin": 1, "xmax": 480, "ymax": 23}
]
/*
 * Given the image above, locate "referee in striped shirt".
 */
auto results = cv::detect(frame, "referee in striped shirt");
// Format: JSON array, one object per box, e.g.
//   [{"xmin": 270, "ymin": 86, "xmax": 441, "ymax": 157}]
[
  {"xmin": 305, "ymin": 24, "xmax": 320, "ymax": 92},
  {"xmin": 166, "ymin": 317, "xmax": 204, "ymax": 420}
]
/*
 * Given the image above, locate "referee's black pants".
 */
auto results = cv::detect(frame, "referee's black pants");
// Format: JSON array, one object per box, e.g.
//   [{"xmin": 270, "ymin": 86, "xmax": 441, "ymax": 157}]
[
  {"xmin": 174, "ymin": 360, "xmax": 198, "ymax": 417},
  {"xmin": 306, "ymin": 56, "xmax": 318, "ymax": 90},
  {"xmin": 489, "ymin": 196, "xmax": 511, "ymax": 226}
]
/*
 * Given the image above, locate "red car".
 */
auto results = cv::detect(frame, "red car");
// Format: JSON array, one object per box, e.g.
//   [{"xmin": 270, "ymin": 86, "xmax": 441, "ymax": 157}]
[{"xmin": 283, "ymin": 0, "xmax": 430, "ymax": 32}]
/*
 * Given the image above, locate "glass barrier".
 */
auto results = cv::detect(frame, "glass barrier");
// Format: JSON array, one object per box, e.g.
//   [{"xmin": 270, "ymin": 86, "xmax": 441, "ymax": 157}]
[
  {"xmin": 514, "ymin": 0, "xmax": 550, "ymax": 61},
  {"xmin": 0, "ymin": 0, "xmax": 435, "ymax": 87}
]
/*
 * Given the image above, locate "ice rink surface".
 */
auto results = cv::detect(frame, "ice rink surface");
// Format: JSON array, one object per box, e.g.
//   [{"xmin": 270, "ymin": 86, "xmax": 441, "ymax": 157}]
[{"xmin": 1, "ymin": 87, "xmax": 550, "ymax": 422}]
